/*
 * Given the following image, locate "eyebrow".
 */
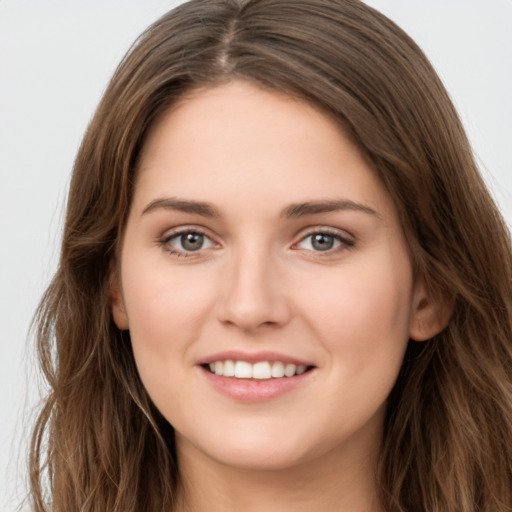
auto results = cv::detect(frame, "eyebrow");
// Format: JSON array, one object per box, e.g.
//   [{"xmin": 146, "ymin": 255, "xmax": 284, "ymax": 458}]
[
  {"xmin": 282, "ymin": 199, "xmax": 379, "ymax": 218},
  {"xmin": 142, "ymin": 197, "xmax": 221, "ymax": 217},
  {"xmin": 141, "ymin": 197, "xmax": 379, "ymax": 219}
]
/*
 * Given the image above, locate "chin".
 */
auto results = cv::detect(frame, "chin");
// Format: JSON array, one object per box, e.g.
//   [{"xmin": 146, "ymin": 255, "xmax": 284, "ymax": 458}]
[
  {"xmin": 206, "ymin": 446, "xmax": 312, "ymax": 472},
  {"xmin": 176, "ymin": 425, "xmax": 318, "ymax": 472}
]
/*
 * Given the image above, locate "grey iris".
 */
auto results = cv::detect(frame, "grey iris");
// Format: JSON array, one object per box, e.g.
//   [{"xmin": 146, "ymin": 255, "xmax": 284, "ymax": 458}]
[
  {"xmin": 182, "ymin": 233, "xmax": 204, "ymax": 251},
  {"xmin": 312, "ymin": 233, "xmax": 334, "ymax": 251}
]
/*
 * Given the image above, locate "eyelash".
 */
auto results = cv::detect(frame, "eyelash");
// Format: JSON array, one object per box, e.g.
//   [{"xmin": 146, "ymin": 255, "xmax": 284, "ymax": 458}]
[
  {"xmin": 293, "ymin": 228, "xmax": 355, "ymax": 254},
  {"xmin": 160, "ymin": 227, "xmax": 216, "ymax": 258},
  {"xmin": 159, "ymin": 226, "xmax": 355, "ymax": 258}
]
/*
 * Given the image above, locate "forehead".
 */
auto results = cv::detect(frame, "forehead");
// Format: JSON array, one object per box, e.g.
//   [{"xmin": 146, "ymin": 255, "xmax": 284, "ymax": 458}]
[
  {"xmin": 140, "ymin": 81, "xmax": 347, "ymax": 167},
  {"xmin": 132, "ymin": 80, "xmax": 394, "ymax": 221}
]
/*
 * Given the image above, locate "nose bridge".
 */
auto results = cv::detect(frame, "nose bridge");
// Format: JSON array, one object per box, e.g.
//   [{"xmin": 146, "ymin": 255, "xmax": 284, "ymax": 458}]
[{"xmin": 219, "ymin": 238, "xmax": 290, "ymax": 330}]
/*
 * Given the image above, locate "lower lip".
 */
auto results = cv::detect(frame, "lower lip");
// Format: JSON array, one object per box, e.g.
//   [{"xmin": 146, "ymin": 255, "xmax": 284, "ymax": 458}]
[{"xmin": 199, "ymin": 366, "xmax": 314, "ymax": 403}]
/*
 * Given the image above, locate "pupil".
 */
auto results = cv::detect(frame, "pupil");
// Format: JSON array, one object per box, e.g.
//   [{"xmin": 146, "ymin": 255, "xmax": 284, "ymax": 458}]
[
  {"xmin": 312, "ymin": 233, "xmax": 334, "ymax": 251},
  {"xmin": 182, "ymin": 233, "xmax": 203, "ymax": 251}
]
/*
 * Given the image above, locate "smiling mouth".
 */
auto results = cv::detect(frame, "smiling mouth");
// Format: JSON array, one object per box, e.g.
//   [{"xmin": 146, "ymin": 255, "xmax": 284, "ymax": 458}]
[{"xmin": 203, "ymin": 360, "xmax": 315, "ymax": 380}]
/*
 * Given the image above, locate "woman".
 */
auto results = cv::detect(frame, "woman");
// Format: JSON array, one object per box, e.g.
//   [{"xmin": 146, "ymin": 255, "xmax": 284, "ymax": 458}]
[{"xmin": 29, "ymin": 1, "xmax": 512, "ymax": 511}]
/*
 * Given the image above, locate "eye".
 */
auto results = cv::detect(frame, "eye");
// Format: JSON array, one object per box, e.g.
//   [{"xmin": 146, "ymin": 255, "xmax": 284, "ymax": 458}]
[
  {"xmin": 163, "ymin": 230, "xmax": 215, "ymax": 255},
  {"xmin": 295, "ymin": 231, "xmax": 353, "ymax": 252}
]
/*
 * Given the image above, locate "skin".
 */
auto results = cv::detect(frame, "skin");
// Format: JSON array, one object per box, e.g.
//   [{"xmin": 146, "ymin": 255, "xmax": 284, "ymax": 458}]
[{"xmin": 111, "ymin": 80, "xmax": 446, "ymax": 512}]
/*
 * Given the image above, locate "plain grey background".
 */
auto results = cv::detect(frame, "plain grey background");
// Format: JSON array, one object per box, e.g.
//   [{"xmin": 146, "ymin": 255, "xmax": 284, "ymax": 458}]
[{"xmin": 1, "ymin": 1, "xmax": 511, "ymax": 510}]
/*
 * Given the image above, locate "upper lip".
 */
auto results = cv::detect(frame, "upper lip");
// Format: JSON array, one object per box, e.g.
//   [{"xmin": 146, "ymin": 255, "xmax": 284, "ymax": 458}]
[{"xmin": 197, "ymin": 350, "xmax": 314, "ymax": 367}]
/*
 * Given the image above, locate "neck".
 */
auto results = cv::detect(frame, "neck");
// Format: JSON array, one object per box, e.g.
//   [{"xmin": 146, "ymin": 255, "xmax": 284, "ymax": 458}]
[{"xmin": 174, "ymin": 435, "xmax": 383, "ymax": 512}]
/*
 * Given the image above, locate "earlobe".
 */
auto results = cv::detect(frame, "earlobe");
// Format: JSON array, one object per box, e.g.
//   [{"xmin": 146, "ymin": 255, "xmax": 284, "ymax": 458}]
[
  {"xmin": 409, "ymin": 279, "xmax": 453, "ymax": 342},
  {"xmin": 109, "ymin": 271, "xmax": 129, "ymax": 330}
]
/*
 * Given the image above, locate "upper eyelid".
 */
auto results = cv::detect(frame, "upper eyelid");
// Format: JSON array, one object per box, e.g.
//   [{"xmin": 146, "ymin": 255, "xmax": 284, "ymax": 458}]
[
  {"xmin": 159, "ymin": 228, "xmax": 218, "ymax": 258},
  {"xmin": 158, "ymin": 225, "xmax": 354, "ymax": 247},
  {"xmin": 161, "ymin": 225, "xmax": 215, "ymax": 240},
  {"xmin": 291, "ymin": 227, "xmax": 355, "ymax": 252},
  {"xmin": 295, "ymin": 225, "xmax": 354, "ymax": 241},
  {"xmin": 159, "ymin": 226, "xmax": 220, "ymax": 254}
]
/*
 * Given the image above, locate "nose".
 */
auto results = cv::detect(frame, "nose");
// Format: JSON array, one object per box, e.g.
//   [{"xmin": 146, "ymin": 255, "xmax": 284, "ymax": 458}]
[{"xmin": 217, "ymin": 245, "xmax": 292, "ymax": 332}]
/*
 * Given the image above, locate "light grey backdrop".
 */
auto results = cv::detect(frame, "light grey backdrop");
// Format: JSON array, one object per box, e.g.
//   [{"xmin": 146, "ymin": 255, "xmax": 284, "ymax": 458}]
[{"xmin": 1, "ymin": 1, "xmax": 511, "ymax": 510}]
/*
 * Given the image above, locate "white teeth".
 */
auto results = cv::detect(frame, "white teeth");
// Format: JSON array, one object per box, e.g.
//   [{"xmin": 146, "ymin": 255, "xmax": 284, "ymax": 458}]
[
  {"xmin": 271, "ymin": 361, "xmax": 285, "ymax": 378},
  {"xmin": 252, "ymin": 361, "xmax": 272, "ymax": 380},
  {"xmin": 206, "ymin": 360, "xmax": 309, "ymax": 379},
  {"xmin": 284, "ymin": 363, "xmax": 297, "ymax": 377},
  {"xmin": 214, "ymin": 361, "xmax": 223, "ymax": 375},
  {"xmin": 234, "ymin": 361, "xmax": 252, "ymax": 378},
  {"xmin": 223, "ymin": 359, "xmax": 235, "ymax": 377}
]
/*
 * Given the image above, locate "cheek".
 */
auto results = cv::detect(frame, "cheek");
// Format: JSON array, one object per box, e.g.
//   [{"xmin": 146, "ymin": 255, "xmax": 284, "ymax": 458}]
[
  {"xmin": 297, "ymin": 254, "xmax": 414, "ymax": 368},
  {"xmin": 121, "ymin": 261, "xmax": 218, "ymax": 368},
  {"xmin": 297, "ymin": 258, "xmax": 413, "ymax": 428},
  {"xmin": 122, "ymin": 263, "xmax": 220, "ymax": 422}
]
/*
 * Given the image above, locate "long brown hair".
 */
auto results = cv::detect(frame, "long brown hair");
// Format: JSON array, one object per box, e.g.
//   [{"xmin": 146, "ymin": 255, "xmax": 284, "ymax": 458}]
[{"xmin": 30, "ymin": 1, "xmax": 512, "ymax": 511}]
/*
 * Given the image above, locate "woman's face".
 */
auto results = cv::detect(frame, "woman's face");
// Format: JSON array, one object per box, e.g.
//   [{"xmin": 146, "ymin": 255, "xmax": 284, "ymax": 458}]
[{"xmin": 112, "ymin": 80, "xmax": 432, "ymax": 472}]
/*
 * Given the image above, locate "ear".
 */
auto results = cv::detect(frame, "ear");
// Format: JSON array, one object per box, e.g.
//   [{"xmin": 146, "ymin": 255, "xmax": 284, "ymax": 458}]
[
  {"xmin": 409, "ymin": 278, "xmax": 453, "ymax": 342},
  {"xmin": 109, "ymin": 270, "xmax": 129, "ymax": 330}
]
